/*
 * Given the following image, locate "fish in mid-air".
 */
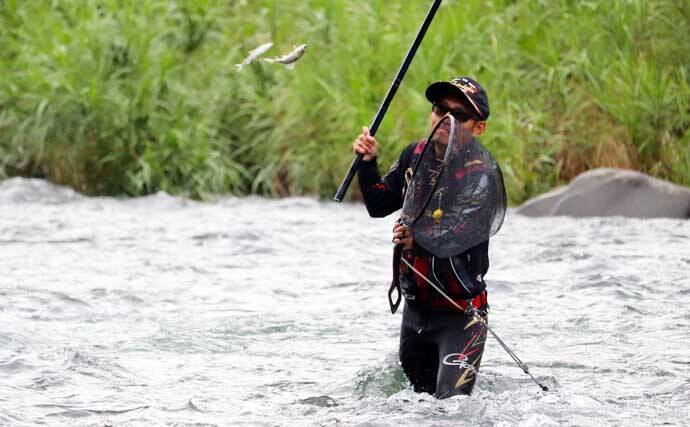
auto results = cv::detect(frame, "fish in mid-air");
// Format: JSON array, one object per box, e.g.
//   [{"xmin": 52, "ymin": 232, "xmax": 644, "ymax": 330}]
[
  {"xmin": 264, "ymin": 44, "xmax": 307, "ymax": 69},
  {"xmin": 235, "ymin": 42, "xmax": 273, "ymax": 71}
]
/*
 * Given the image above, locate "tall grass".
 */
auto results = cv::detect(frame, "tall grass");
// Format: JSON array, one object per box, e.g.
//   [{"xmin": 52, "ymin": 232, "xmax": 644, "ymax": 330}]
[{"xmin": 1, "ymin": 0, "xmax": 688, "ymax": 202}]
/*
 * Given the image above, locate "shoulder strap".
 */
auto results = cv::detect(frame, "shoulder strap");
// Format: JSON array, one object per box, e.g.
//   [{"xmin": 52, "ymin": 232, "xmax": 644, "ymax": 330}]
[{"xmin": 400, "ymin": 139, "xmax": 425, "ymax": 194}]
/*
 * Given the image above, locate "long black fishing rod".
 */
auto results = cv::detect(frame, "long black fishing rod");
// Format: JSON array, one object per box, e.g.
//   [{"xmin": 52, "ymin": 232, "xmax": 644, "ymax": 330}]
[
  {"xmin": 333, "ymin": 0, "xmax": 443, "ymax": 202},
  {"xmin": 400, "ymin": 257, "xmax": 550, "ymax": 392}
]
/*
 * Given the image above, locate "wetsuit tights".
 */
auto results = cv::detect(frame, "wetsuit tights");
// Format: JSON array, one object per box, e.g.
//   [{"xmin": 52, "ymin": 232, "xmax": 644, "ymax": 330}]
[{"xmin": 399, "ymin": 302, "xmax": 488, "ymax": 398}]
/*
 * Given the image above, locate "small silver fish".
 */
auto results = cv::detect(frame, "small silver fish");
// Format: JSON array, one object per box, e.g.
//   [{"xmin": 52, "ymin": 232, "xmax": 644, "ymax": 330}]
[
  {"xmin": 235, "ymin": 42, "xmax": 273, "ymax": 71},
  {"xmin": 264, "ymin": 44, "xmax": 307, "ymax": 69}
]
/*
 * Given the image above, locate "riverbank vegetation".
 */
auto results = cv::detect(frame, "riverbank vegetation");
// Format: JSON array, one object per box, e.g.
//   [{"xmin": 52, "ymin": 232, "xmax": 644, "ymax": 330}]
[{"xmin": 1, "ymin": 0, "xmax": 689, "ymax": 202}]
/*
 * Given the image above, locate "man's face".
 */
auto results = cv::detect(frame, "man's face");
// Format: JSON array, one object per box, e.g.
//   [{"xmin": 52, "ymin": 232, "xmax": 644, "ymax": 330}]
[{"xmin": 428, "ymin": 94, "xmax": 486, "ymax": 142}]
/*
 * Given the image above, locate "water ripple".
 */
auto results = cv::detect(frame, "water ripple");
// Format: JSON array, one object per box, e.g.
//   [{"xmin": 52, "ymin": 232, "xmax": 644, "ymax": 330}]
[{"xmin": 0, "ymin": 179, "xmax": 688, "ymax": 425}]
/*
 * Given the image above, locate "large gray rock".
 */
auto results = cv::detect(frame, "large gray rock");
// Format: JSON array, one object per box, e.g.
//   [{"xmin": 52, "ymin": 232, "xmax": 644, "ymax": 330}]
[{"xmin": 516, "ymin": 168, "xmax": 690, "ymax": 219}]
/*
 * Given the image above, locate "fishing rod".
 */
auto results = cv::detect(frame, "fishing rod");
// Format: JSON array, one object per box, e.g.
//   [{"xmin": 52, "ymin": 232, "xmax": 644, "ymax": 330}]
[
  {"xmin": 400, "ymin": 257, "xmax": 550, "ymax": 392},
  {"xmin": 333, "ymin": 0, "xmax": 443, "ymax": 202}
]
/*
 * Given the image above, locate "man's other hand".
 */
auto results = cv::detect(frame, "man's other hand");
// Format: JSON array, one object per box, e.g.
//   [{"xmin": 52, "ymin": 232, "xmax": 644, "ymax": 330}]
[{"xmin": 393, "ymin": 224, "xmax": 413, "ymax": 249}]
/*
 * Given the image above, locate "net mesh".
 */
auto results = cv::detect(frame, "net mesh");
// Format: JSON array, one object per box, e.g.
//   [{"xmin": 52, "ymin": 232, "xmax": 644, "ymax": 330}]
[{"xmin": 400, "ymin": 116, "xmax": 506, "ymax": 258}]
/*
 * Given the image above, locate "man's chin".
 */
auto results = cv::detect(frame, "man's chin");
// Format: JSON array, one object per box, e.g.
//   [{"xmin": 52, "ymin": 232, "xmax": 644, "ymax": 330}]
[{"xmin": 431, "ymin": 136, "xmax": 449, "ymax": 146}]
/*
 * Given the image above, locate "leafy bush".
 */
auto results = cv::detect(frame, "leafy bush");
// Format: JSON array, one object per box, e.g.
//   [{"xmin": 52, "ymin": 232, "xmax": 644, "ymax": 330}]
[{"xmin": 1, "ymin": 0, "xmax": 688, "ymax": 202}]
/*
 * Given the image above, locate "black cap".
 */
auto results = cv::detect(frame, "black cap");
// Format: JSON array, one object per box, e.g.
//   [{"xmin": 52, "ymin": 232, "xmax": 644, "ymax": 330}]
[{"xmin": 425, "ymin": 77, "xmax": 490, "ymax": 120}]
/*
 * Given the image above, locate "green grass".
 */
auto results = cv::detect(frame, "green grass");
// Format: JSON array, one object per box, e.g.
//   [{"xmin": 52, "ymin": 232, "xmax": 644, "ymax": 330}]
[{"xmin": 1, "ymin": 0, "xmax": 689, "ymax": 203}]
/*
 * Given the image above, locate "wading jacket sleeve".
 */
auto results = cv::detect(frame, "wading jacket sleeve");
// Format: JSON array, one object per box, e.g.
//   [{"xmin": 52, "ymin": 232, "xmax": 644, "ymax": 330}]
[{"xmin": 356, "ymin": 143, "xmax": 417, "ymax": 218}]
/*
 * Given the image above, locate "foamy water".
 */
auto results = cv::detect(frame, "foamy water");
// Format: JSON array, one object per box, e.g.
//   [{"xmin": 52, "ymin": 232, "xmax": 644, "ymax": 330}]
[{"xmin": 1, "ymin": 177, "xmax": 688, "ymax": 426}]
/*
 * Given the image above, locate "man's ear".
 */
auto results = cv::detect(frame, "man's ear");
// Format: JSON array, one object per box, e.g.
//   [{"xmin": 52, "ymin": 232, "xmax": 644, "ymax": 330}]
[{"xmin": 472, "ymin": 121, "xmax": 487, "ymax": 136}]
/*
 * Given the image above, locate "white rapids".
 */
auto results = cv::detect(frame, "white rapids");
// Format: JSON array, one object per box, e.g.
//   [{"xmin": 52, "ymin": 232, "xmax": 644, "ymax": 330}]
[{"xmin": 0, "ymin": 177, "xmax": 688, "ymax": 426}]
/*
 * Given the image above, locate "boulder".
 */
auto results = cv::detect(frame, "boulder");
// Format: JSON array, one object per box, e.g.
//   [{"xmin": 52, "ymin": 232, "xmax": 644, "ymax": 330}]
[{"xmin": 516, "ymin": 168, "xmax": 690, "ymax": 219}]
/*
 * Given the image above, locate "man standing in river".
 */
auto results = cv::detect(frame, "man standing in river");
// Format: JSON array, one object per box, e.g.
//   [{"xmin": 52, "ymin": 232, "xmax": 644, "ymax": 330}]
[{"xmin": 352, "ymin": 77, "xmax": 506, "ymax": 397}]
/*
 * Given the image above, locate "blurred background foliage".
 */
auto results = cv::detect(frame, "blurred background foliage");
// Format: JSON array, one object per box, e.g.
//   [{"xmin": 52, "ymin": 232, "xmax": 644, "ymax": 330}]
[{"xmin": 0, "ymin": 0, "xmax": 688, "ymax": 202}]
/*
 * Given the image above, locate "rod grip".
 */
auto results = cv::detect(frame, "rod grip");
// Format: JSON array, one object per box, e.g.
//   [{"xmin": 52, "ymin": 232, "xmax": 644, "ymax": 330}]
[{"xmin": 333, "ymin": 153, "xmax": 364, "ymax": 202}]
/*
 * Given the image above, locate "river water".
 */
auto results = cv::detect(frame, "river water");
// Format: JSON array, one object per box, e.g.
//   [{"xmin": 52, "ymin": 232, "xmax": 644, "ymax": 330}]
[{"xmin": 0, "ymin": 177, "xmax": 688, "ymax": 426}]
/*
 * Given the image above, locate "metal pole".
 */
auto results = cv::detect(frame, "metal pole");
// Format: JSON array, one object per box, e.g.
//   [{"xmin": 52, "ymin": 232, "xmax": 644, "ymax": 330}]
[{"xmin": 333, "ymin": 0, "xmax": 443, "ymax": 202}]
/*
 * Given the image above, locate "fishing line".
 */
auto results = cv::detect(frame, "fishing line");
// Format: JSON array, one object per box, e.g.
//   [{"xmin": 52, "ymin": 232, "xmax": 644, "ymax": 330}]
[{"xmin": 400, "ymin": 257, "xmax": 549, "ymax": 392}]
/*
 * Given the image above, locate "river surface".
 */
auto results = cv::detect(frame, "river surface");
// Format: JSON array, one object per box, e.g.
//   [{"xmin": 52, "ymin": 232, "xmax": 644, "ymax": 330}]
[{"xmin": 0, "ymin": 177, "xmax": 688, "ymax": 426}]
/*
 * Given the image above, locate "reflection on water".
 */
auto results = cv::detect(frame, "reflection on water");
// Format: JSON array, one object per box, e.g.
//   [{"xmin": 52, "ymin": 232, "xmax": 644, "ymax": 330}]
[{"xmin": 1, "ymin": 178, "xmax": 689, "ymax": 426}]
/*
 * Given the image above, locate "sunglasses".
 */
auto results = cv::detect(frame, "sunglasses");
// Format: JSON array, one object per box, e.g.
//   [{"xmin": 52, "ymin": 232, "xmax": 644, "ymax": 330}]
[{"xmin": 431, "ymin": 103, "xmax": 480, "ymax": 122}]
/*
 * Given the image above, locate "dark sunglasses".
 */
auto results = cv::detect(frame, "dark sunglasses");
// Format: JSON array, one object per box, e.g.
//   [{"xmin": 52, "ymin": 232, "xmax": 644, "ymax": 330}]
[{"xmin": 431, "ymin": 103, "xmax": 480, "ymax": 122}]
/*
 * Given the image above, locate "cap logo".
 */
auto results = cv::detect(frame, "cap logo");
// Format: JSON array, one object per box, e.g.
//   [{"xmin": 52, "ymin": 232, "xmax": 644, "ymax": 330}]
[
  {"xmin": 451, "ymin": 79, "xmax": 478, "ymax": 95},
  {"xmin": 448, "ymin": 78, "xmax": 483, "ymax": 118}
]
